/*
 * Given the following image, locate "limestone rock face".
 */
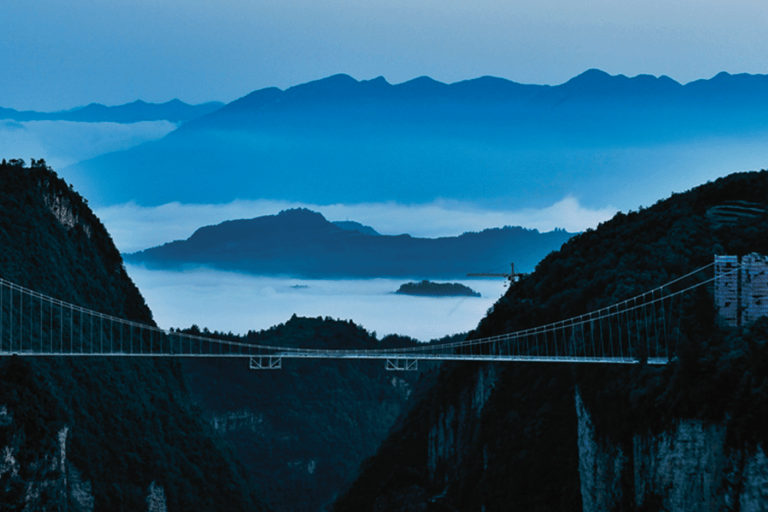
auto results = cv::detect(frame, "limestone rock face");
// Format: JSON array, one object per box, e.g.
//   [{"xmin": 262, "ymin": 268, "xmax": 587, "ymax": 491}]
[
  {"xmin": 147, "ymin": 481, "xmax": 168, "ymax": 512},
  {"xmin": 69, "ymin": 467, "xmax": 94, "ymax": 512},
  {"xmin": 427, "ymin": 364, "xmax": 497, "ymax": 485},
  {"xmin": 575, "ymin": 390, "xmax": 627, "ymax": 512},
  {"xmin": 575, "ymin": 387, "xmax": 768, "ymax": 512},
  {"xmin": 44, "ymin": 191, "xmax": 92, "ymax": 237},
  {"xmin": 740, "ymin": 449, "xmax": 768, "ymax": 512},
  {"xmin": 210, "ymin": 409, "xmax": 265, "ymax": 434},
  {"xmin": 0, "ymin": 419, "xmax": 86, "ymax": 512}
]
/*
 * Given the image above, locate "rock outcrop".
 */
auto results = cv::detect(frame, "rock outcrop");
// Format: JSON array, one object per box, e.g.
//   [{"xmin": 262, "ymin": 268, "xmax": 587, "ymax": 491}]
[
  {"xmin": 576, "ymin": 387, "xmax": 768, "ymax": 512},
  {"xmin": 428, "ymin": 364, "xmax": 497, "ymax": 485}
]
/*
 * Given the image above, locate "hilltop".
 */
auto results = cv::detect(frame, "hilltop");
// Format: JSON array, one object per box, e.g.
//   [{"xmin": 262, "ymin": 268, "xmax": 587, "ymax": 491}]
[
  {"xmin": 125, "ymin": 208, "xmax": 574, "ymax": 278},
  {"xmin": 0, "ymin": 99, "xmax": 223, "ymax": 124}
]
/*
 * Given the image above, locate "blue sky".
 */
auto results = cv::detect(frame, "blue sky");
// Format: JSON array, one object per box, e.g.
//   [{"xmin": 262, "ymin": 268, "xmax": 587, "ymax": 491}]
[{"xmin": 4, "ymin": 0, "xmax": 768, "ymax": 111}]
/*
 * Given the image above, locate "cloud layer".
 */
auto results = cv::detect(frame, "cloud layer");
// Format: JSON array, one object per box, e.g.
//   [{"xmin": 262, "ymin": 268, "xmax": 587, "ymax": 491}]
[
  {"xmin": 97, "ymin": 196, "xmax": 617, "ymax": 253},
  {"xmin": 127, "ymin": 264, "xmax": 507, "ymax": 342},
  {"xmin": 0, "ymin": 120, "xmax": 177, "ymax": 169}
]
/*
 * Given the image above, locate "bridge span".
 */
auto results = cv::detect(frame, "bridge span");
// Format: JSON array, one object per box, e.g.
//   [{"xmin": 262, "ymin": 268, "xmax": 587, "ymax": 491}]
[{"xmin": 0, "ymin": 262, "xmax": 732, "ymax": 370}]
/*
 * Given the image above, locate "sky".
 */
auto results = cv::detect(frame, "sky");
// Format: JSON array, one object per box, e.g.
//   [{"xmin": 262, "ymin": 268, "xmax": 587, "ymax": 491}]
[{"xmin": 3, "ymin": 0, "xmax": 768, "ymax": 111}]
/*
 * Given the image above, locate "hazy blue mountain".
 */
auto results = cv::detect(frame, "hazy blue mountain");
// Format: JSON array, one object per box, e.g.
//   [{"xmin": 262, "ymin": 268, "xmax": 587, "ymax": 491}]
[
  {"xmin": 125, "ymin": 208, "xmax": 574, "ymax": 278},
  {"xmin": 63, "ymin": 70, "xmax": 768, "ymax": 209},
  {"xmin": 0, "ymin": 99, "xmax": 223, "ymax": 123}
]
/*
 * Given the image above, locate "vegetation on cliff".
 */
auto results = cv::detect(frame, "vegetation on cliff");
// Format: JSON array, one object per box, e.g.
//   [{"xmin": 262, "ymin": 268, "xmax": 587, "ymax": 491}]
[
  {"xmin": 0, "ymin": 159, "xmax": 267, "ymax": 511},
  {"xmin": 178, "ymin": 317, "xmax": 448, "ymax": 512},
  {"xmin": 332, "ymin": 170, "xmax": 768, "ymax": 511}
]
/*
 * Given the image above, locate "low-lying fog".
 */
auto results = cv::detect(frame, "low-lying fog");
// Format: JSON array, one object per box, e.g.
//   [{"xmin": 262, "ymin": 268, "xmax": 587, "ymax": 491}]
[
  {"xmin": 126, "ymin": 264, "xmax": 507, "ymax": 342},
  {"xmin": 0, "ymin": 119, "xmax": 177, "ymax": 169}
]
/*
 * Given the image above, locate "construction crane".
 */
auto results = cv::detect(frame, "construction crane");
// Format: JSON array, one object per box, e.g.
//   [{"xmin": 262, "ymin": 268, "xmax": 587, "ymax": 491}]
[{"xmin": 467, "ymin": 263, "xmax": 520, "ymax": 283}]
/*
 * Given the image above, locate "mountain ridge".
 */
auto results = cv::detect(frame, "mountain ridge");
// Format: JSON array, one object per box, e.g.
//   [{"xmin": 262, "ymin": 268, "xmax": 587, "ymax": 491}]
[
  {"xmin": 0, "ymin": 99, "xmax": 224, "ymax": 123},
  {"xmin": 62, "ymin": 69, "xmax": 768, "ymax": 209},
  {"xmin": 187, "ymin": 68, "xmax": 768, "ymax": 127},
  {"xmin": 125, "ymin": 208, "xmax": 575, "ymax": 279}
]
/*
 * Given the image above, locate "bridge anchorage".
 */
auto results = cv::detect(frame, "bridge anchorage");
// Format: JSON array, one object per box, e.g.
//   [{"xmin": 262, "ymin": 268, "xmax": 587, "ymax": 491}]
[{"xmin": 0, "ymin": 257, "xmax": 756, "ymax": 369}]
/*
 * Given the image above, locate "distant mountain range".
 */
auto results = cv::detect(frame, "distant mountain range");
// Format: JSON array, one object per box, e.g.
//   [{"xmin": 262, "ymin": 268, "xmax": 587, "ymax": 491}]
[
  {"xmin": 125, "ymin": 208, "xmax": 574, "ymax": 278},
  {"xmin": 63, "ymin": 70, "xmax": 768, "ymax": 209},
  {"xmin": 0, "ymin": 99, "xmax": 223, "ymax": 123}
]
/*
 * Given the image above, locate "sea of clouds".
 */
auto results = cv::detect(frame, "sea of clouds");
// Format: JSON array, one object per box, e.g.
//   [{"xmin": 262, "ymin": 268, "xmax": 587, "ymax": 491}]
[
  {"xmin": 97, "ymin": 196, "xmax": 617, "ymax": 253},
  {"xmin": 106, "ymin": 197, "xmax": 616, "ymax": 340},
  {"xmin": 0, "ymin": 119, "xmax": 177, "ymax": 169},
  {"xmin": 126, "ymin": 264, "xmax": 508, "ymax": 341}
]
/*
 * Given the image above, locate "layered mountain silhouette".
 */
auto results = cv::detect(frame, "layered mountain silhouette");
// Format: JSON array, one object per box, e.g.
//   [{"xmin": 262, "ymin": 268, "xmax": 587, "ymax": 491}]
[
  {"xmin": 0, "ymin": 99, "xmax": 223, "ymax": 123},
  {"xmin": 125, "ymin": 208, "xmax": 574, "ymax": 278},
  {"xmin": 64, "ymin": 70, "xmax": 768, "ymax": 209}
]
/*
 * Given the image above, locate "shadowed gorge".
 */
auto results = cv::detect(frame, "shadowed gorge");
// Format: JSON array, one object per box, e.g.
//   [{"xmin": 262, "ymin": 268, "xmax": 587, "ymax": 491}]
[
  {"xmin": 179, "ymin": 318, "xmax": 432, "ymax": 512},
  {"xmin": 331, "ymin": 170, "xmax": 768, "ymax": 511}
]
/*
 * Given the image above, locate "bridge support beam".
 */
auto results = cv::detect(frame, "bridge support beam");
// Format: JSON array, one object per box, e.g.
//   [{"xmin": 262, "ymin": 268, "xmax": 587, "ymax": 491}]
[
  {"xmin": 249, "ymin": 356, "xmax": 282, "ymax": 370},
  {"xmin": 385, "ymin": 358, "xmax": 418, "ymax": 371}
]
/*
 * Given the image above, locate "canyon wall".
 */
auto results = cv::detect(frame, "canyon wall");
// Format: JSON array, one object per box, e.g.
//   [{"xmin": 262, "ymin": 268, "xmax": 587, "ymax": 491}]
[{"xmin": 576, "ymin": 387, "xmax": 768, "ymax": 512}]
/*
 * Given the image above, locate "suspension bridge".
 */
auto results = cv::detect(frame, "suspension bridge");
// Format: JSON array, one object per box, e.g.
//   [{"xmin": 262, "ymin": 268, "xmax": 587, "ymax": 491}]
[{"xmin": 0, "ymin": 262, "xmax": 732, "ymax": 370}]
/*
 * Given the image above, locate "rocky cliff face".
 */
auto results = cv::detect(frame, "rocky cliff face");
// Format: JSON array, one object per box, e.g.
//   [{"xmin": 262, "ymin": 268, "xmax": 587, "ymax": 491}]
[
  {"xmin": 333, "ymin": 170, "xmax": 768, "ymax": 512},
  {"xmin": 0, "ymin": 160, "xmax": 266, "ymax": 511},
  {"xmin": 0, "ymin": 406, "xmax": 67, "ymax": 511},
  {"xmin": 576, "ymin": 387, "xmax": 768, "ymax": 512},
  {"xmin": 0, "ymin": 405, "xmax": 171, "ymax": 512},
  {"xmin": 210, "ymin": 409, "xmax": 265, "ymax": 435},
  {"xmin": 427, "ymin": 364, "xmax": 497, "ymax": 486}
]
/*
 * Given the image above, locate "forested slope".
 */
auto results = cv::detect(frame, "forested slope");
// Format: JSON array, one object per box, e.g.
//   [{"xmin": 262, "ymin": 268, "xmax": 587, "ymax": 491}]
[
  {"xmin": 332, "ymin": 170, "xmax": 768, "ymax": 511},
  {"xmin": 180, "ymin": 319, "xmax": 430, "ymax": 512},
  {"xmin": 0, "ymin": 159, "xmax": 267, "ymax": 511}
]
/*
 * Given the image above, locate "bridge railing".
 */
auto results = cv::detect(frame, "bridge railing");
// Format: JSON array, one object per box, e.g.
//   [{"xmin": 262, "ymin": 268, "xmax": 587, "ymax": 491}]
[{"xmin": 0, "ymin": 262, "xmax": 725, "ymax": 365}]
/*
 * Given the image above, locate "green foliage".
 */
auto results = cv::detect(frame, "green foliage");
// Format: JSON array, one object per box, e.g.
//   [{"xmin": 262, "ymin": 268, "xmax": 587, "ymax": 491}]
[
  {"xmin": 0, "ymin": 160, "xmax": 268, "ymax": 511},
  {"xmin": 179, "ymin": 315, "xmax": 426, "ymax": 512},
  {"xmin": 0, "ymin": 356, "xmax": 67, "ymax": 477},
  {"xmin": 332, "ymin": 169, "xmax": 768, "ymax": 511}
]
